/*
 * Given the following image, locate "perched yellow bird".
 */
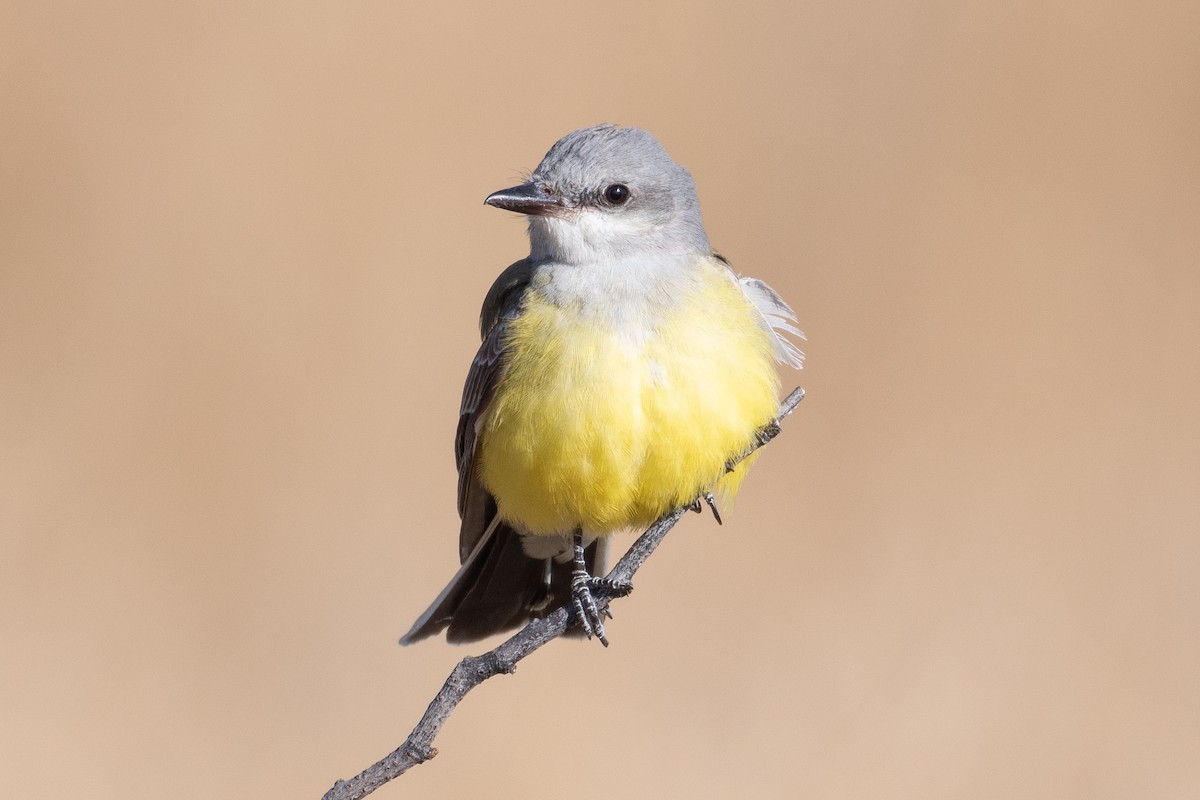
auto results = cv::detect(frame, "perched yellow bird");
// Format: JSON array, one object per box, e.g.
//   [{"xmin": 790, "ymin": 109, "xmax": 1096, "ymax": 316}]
[{"xmin": 401, "ymin": 125, "xmax": 803, "ymax": 645}]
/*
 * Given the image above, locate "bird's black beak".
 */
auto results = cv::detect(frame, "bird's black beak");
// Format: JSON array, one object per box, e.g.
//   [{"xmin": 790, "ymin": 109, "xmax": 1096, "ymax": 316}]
[{"xmin": 484, "ymin": 182, "xmax": 566, "ymax": 217}]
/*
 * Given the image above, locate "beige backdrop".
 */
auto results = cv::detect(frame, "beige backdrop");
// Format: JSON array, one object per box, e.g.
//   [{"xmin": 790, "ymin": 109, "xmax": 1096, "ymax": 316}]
[{"xmin": 2, "ymin": 1, "xmax": 1197, "ymax": 798}]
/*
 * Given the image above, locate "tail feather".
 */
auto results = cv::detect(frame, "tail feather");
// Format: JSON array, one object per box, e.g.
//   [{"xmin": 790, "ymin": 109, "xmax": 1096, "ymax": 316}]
[
  {"xmin": 401, "ymin": 523, "xmax": 607, "ymax": 645},
  {"xmin": 447, "ymin": 525, "xmax": 547, "ymax": 643}
]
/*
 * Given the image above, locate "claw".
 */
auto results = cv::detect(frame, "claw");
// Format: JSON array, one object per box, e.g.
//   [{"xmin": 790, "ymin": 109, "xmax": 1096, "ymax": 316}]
[{"xmin": 703, "ymin": 491, "xmax": 723, "ymax": 525}]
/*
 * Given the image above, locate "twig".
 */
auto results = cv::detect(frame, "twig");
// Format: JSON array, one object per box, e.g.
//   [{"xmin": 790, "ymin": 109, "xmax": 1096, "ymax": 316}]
[{"xmin": 321, "ymin": 387, "xmax": 805, "ymax": 800}]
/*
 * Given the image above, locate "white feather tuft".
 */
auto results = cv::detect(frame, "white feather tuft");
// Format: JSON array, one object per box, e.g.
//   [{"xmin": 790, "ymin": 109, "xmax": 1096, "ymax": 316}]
[{"xmin": 739, "ymin": 276, "xmax": 806, "ymax": 369}]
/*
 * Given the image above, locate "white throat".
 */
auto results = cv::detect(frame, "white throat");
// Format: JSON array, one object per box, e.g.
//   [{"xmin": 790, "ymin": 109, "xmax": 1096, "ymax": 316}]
[{"xmin": 530, "ymin": 211, "xmax": 652, "ymax": 265}]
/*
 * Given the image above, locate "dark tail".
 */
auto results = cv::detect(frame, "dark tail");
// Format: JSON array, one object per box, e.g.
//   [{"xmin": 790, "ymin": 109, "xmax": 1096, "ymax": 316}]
[{"xmin": 400, "ymin": 523, "xmax": 606, "ymax": 645}]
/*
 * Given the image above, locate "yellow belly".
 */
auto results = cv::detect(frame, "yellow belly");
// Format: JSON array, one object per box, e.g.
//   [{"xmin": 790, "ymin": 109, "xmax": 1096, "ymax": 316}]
[{"xmin": 477, "ymin": 265, "xmax": 781, "ymax": 536}]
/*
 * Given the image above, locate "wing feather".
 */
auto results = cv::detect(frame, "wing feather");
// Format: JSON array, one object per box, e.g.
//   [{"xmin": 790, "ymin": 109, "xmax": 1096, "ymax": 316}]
[
  {"xmin": 712, "ymin": 252, "xmax": 805, "ymax": 369},
  {"xmin": 456, "ymin": 259, "xmax": 533, "ymax": 560}
]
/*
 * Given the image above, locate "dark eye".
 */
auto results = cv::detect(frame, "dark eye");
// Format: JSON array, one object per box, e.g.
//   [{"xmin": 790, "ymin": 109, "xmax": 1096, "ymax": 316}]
[{"xmin": 603, "ymin": 184, "xmax": 630, "ymax": 205}]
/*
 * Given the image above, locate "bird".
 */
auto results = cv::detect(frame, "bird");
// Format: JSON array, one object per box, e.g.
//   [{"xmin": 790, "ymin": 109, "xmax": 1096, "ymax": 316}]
[{"xmin": 400, "ymin": 124, "xmax": 803, "ymax": 646}]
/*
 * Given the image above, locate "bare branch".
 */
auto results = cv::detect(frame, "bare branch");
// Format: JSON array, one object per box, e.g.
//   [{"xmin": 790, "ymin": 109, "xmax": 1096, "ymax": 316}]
[{"xmin": 322, "ymin": 387, "xmax": 805, "ymax": 800}]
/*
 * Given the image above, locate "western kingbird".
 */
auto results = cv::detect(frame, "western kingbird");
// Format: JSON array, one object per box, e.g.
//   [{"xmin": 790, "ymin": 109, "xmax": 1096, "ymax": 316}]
[{"xmin": 401, "ymin": 124, "xmax": 803, "ymax": 646}]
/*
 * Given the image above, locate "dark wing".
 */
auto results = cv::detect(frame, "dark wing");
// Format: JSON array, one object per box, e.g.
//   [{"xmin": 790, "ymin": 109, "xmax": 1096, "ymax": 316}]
[
  {"xmin": 399, "ymin": 260, "xmax": 535, "ymax": 645},
  {"xmin": 456, "ymin": 258, "xmax": 533, "ymax": 559}
]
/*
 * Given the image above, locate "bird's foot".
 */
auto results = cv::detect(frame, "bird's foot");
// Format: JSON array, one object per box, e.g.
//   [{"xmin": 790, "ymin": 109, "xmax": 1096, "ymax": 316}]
[
  {"xmin": 570, "ymin": 566, "xmax": 608, "ymax": 645},
  {"xmin": 703, "ymin": 491, "xmax": 722, "ymax": 525},
  {"xmin": 569, "ymin": 571, "xmax": 634, "ymax": 646},
  {"xmin": 688, "ymin": 491, "xmax": 723, "ymax": 524},
  {"xmin": 569, "ymin": 532, "xmax": 633, "ymax": 646},
  {"xmin": 725, "ymin": 421, "xmax": 782, "ymax": 472}
]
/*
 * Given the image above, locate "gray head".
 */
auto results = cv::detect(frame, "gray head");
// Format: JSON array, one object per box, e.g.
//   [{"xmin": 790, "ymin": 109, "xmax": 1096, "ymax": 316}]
[{"xmin": 485, "ymin": 125, "xmax": 711, "ymax": 264}]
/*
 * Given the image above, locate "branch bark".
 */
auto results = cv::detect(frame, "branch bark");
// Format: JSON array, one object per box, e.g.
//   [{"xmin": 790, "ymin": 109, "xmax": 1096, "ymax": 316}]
[{"xmin": 322, "ymin": 386, "xmax": 805, "ymax": 800}]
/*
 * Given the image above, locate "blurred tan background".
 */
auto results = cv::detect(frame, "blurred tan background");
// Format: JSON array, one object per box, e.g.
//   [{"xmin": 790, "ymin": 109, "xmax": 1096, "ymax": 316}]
[{"xmin": 2, "ymin": 1, "xmax": 1198, "ymax": 797}]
